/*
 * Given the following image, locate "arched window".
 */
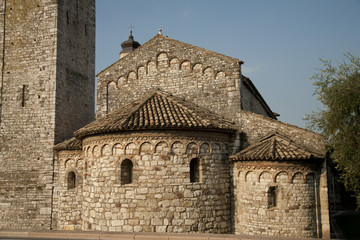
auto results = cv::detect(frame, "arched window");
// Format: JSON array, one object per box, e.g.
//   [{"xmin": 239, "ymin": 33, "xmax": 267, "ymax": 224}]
[
  {"xmin": 67, "ymin": 171, "xmax": 76, "ymax": 190},
  {"xmin": 190, "ymin": 158, "xmax": 200, "ymax": 183},
  {"xmin": 121, "ymin": 159, "xmax": 133, "ymax": 184},
  {"xmin": 268, "ymin": 186, "xmax": 277, "ymax": 208}
]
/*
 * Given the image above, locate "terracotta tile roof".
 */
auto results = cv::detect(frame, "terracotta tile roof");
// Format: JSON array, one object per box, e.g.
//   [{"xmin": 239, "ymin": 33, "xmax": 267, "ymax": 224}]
[
  {"xmin": 230, "ymin": 132, "xmax": 324, "ymax": 161},
  {"xmin": 53, "ymin": 137, "xmax": 82, "ymax": 151},
  {"xmin": 75, "ymin": 90, "xmax": 236, "ymax": 139}
]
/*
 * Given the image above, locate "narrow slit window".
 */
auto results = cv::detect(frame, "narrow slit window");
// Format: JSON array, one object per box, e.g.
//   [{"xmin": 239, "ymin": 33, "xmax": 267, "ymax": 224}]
[
  {"xmin": 121, "ymin": 159, "xmax": 133, "ymax": 184},
  {"xmin": 190, "ymin": 158, "xmax": 200, "ymax": 183},
  {"xmin": 67, "ymin": 171, "xmax": 76, "ymax": 190},
  {"xmin": 21, "ymin": 85, "xmax": 27, "ymax": 107},
  {"xmin": 66, "ymin": 11, "xmax": 69, "ymax": 24},
  {"xmin": 268, "ymin": 186, "xmax": 277, "ymax": 208}
]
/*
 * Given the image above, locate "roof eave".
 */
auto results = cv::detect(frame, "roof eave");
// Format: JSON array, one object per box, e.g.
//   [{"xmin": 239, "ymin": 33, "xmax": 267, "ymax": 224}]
[
  {"xmin": 230, "ymin": 155, "xmax": 325, "ymax": 162},
  {"xmin": 76, "ymin": 126, "xmax": 237, "ymax": 140}
]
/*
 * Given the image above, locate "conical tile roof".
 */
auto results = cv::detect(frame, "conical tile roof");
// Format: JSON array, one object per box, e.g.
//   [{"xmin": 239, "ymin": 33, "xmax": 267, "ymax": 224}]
[
  {"xmin": 230, "ymin": 132, "xmax": 324, "ymax": 161},
  {"xmin": 75, "ymin": 90, "xmax": 236, "ymax": 139},
  {"xmin": 53, "ymin": 137, "xmax": 82, "ymax": 151}
]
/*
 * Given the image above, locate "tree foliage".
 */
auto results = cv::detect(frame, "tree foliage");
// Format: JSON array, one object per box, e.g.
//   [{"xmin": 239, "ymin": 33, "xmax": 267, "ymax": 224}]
[{"xmin": 306, "ymin": 52, "xmax": 360, "ymax": 207}]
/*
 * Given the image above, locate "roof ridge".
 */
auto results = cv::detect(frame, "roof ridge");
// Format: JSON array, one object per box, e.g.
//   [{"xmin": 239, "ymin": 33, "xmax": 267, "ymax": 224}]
[
  {"xmin": 259, "ymin": 141, "xmax": 271, "ymax": 160},
  {"xmin": 271, "ymin": 138, "xmax": 276, "ymax": 159},
  {"xmin": 259, "ymin": 131, "xmax": 292, "ymax": 143},
  {"xmin": 123, "ymin": 92, "xmax": 158, "ymax": 129},
  {"xmin": 156, "ymin": 92, "xmax": 169, "ymax": 126}
]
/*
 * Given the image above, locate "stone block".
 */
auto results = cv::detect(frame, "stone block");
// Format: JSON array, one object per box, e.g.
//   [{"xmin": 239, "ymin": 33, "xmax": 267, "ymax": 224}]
[
  {"xmin": 151, "ymin": 218, "xmax": 163, "ymax": 225},
  {"xmin": 111, "ymin": 220, "xmax": 124, "ymax": 227},
  {"xmin": 64, "ymin": 225, "xmax": 75, "ymax": 230}
]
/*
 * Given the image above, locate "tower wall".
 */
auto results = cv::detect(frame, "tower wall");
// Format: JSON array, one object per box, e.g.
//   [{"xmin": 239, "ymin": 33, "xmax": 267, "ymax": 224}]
[
  {"xmin": 55, "ymin": 0, "xmax": 95, "ymax": 144},
  {"xmin": 0, "ymin": 0, "xmax": 94, "ymax": 229}
]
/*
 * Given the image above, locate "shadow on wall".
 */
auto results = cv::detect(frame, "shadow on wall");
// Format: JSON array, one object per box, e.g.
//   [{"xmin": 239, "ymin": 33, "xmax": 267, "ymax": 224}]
[{"xmin": 240, "ymin": 132, "xmax": 249, "ymax": 150}]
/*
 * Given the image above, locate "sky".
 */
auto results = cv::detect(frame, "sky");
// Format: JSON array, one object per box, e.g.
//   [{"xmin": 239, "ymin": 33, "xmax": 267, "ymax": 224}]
[{"xmin": 96, "ymin": 0, "xmax": 360, "ymax": 128}]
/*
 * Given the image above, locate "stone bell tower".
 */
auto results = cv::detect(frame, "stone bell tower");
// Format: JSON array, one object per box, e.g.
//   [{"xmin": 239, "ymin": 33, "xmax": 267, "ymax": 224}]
[{"xmin": 0, "ymin": 0, "xmax": 95, "ymax": 229}]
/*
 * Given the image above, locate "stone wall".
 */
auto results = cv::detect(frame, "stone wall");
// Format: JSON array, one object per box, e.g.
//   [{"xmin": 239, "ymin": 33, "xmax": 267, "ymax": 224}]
[
  {"xmin": 55, "ymin": 0, "xmax": 95, "ymax": 144},
  {"xmin": 0, "ymin": 0, "xmax": 4, "ymax": 110},
  {"xmin": 234, "ymin": 111, "xmax": 330, "ymax": 238},
  {"xmin": 240, "ymin": 78, "xmax": 273, "ymax": 118},
  {"xmin": 239, "ymin": 110, "xmax": 325, "ymax": 153},
  {"xmin": 233, "ymin": 160, "xmax": 321, "ymax": 238},
  {"xmin": 96, "ymin": 35, "xmax": 246, "ymax": 123},
  {"xmin": 88, "ymin": 33, "xmax": 330, "ymax": 237},
  {"xmin": 55, "ymin": 150, "xmax": 83, "ymax": 231},
  {"xmin": 0, "ymin": 0, "xmax": 94, "ymax": 229},
  {"xmin": 56, "ymin": 130, "xmax": 233, "ymax": 233},
  {"xmin": 0, "ymin": 0, "xmax": 59, "ymax": 229}
]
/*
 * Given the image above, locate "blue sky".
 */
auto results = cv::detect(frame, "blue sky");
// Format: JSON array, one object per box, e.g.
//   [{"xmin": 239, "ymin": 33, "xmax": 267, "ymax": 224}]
[{"xmin": 96, "ymin": 0, "xmax": 360, "ymax": 128}]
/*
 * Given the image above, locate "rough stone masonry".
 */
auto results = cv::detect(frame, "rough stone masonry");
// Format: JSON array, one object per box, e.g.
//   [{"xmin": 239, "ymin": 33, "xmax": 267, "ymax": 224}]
[
  {"xmin": 0, "ymin": 0, "xmax": 95, "ymax": 229},
  {"xmin": 0, "ymin": 0, "xmax": 330, "ymax": 238}
]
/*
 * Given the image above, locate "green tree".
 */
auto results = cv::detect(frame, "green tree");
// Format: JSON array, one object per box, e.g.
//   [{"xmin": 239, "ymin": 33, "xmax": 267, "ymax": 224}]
[{"xmin": 306, "ymin": 52, "xmax": 360, "ymax": 207}]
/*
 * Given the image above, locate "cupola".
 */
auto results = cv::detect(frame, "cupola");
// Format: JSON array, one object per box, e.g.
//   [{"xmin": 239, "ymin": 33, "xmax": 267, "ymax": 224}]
[{"xmin": 120, "ymin": 31, "xmax": 141, "ymax": 59}]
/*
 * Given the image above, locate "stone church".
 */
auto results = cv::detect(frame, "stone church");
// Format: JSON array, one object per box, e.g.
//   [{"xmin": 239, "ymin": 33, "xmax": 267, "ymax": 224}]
[{"xmin": 0, "ymin": 0, "xmax": 330, "ymax": 238}]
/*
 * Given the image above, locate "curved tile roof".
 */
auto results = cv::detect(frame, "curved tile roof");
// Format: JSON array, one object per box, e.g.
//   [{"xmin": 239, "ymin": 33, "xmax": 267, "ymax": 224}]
[
  {"xmin": 75, "ymin": 90, "xmax": 236, "ymax": 139},
  {"xmin": 53, "ymin": 137, "xmax": 82, "ymax": 151},
  {"xmin": 230, "ymin": 132, "xmax": 324, "ymax": 161}
]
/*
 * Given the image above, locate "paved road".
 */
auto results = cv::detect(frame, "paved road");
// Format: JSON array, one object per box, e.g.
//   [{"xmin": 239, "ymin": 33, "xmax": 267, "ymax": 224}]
[{"xmin": 0, "ymin": 238, "xmax": 89, "ymax": 240}]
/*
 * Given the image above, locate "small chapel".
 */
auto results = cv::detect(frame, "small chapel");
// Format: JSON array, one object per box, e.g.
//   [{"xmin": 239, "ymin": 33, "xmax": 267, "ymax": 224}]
[{"xmin": 52, "ymin": 31, "xmax": 330, "ymax": 238}]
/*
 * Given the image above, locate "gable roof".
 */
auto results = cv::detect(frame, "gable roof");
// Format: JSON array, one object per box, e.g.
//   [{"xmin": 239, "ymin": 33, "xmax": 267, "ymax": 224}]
[
  {"xmin": 75, "ymin": 90, "xmax": 236, "ymax": 139},
  {"xmin": 230, "ymin": 132, "xmax": 324, "ymax": 161},
  {"xmin": 97, "ymin": 34, "xmax": 244, "ymax": 77}
]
